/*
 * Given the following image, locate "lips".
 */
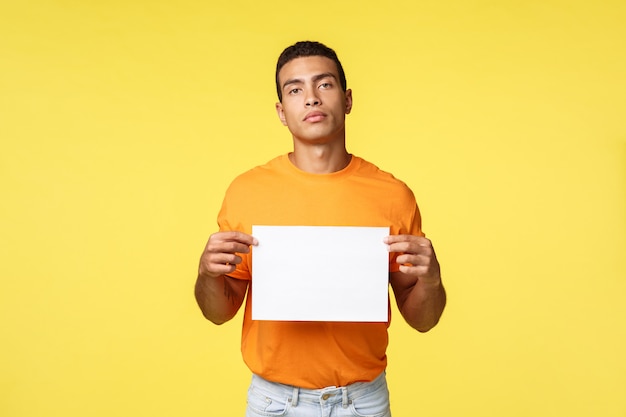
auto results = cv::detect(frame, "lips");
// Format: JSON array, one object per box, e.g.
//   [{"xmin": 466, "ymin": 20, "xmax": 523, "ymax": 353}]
[{"xmin": 303, "ymin": 111, "xmax": 326, "ymax": 122}]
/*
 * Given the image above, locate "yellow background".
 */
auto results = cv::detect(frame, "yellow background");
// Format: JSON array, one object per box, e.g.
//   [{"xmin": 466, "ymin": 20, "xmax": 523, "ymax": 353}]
[{"xmin": 1, "ymin": 1, "xmax": 625, "ymax": 416}]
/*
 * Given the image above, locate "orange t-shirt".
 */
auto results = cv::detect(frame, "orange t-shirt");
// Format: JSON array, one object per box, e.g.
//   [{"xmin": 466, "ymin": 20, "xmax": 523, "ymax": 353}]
[{"xmin": 218, "ymin": 154, "xmax": 422, "ymax": 388}]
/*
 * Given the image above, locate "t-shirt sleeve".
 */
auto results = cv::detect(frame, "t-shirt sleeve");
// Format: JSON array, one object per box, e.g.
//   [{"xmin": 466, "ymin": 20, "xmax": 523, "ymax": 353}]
[
  {"xmin": 389, "ymin": 197, "xmax": 424, "ymax": 273},
  {"xmin": 216, "ymin": 186, "xmax": 252, "ymax": 281}
]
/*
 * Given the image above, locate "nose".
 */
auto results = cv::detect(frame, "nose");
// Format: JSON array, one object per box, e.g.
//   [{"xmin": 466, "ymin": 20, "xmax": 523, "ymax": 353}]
[{"xmin": 305, "ymin": 87, "xmax": 321, "ymax": 107}]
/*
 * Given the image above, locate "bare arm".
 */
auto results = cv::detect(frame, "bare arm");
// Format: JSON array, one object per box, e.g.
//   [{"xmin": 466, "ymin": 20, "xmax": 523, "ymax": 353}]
[
  {"xmin": 194, "ymin": 231, "xmax": 257, "ymax": 325},
  {"xmin": 386, "ymin": 235, "xmax": 446, "ymax": 332}
]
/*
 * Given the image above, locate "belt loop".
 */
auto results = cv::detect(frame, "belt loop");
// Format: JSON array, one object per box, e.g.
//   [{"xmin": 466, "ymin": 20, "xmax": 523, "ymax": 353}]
[
  {"xmin": 342, "ymin": 387, "xmax": 348, "ymax": 408},
  {"xmin": 292, "ymin": 386, "xmax": 299, "ymax": 407}
]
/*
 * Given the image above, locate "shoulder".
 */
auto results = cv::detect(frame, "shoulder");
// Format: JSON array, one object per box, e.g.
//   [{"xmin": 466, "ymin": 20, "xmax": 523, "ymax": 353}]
[
  {"xmin": 218, "ymin": 155, "xmax": 287, "ymax": 225},
  {"xmin": 226, "ymin": 155, "xmax": 288, "ymax": 191},
  {"xmin": 353, "ymin": 156, "xmax": 416, "ymax": 200},
  {"xmin": 353, "ymin": 156, "xmax": 407, "ymax": 183}
]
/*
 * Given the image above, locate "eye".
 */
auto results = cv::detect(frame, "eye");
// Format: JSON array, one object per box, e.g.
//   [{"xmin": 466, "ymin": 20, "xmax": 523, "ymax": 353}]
[
  {"xmin": 319, "ymin": 82, "xmax": 332, "ymax": 89},
  {"xmin": 288, "ymin": 88, "xmax": 301, "ymax": 95}
]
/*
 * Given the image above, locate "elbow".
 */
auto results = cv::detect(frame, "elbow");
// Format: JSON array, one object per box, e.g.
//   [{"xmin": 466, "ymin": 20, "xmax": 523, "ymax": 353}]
[
  {"xmin": 197, "ymin": 305, "xmax": 236, "ymax": 325},
  {"xmin": 412, "ymin": 318, "xmax": 440, "ymax": 333},
  {"xmin": 194, "ymin": 285, "xmax": 235, "ymax": 325},
  {"xmin": 207, "ymin": 315, "xmax": 230, "ymax": 326},
  {"xmin": 403, "ymin": 311, "xmax": 441, "ymax": 332},
  {"xmin": 403, "ymin": 300, "xmax": 446, "ymax": 333}
]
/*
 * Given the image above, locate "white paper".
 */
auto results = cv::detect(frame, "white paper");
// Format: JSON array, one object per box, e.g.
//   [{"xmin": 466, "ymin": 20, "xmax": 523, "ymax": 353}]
[{"xmin": 251, "ymin": 225, "xmax": 390, "ymax": 322}]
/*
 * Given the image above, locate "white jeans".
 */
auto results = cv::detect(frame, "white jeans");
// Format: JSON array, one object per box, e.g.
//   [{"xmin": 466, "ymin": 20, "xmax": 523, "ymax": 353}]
[{"xmin": 245, "ymin": 372, "xmax": 391, "ymax": 417}]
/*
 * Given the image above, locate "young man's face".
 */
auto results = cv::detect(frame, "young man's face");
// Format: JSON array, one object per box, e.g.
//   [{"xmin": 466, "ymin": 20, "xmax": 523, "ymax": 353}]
[{"xmin": 275, "ymin": 56, "xmax": 352, "ymax": 145}]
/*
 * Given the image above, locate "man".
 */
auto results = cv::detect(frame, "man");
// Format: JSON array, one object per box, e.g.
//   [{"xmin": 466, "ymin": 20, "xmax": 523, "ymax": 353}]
[{"xmin": 195, "ymin": 41, "xmax": 446, "ymax": 417}]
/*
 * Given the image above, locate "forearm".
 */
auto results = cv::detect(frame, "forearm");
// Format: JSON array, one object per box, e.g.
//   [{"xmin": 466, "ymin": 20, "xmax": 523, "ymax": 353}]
[
  {"xmin": 195, "ymin": 231, "xmax": 256, "ymax": 325},
  {"xmin": 398, "ymin": 279, "xmax": 446, "ymax": 332},
  {"xmin": 194, "ymin": 273, "xmax": 246, "ymax": 325},
  {"xmin": 386, "ymin": 235, "xmax": 446, "ymax": 332}
]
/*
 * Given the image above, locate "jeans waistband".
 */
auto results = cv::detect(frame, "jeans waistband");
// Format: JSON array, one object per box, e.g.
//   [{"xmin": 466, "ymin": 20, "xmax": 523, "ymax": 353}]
[{"xmin": 250, "ymin": 372, "xmax": 387, "ymax": 408}]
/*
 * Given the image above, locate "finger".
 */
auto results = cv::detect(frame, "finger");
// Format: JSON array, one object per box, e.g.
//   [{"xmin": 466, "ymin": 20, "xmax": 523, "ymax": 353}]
[
  {"xmin": 387, "ymin": 241, "xmax": 413, "ymax": 254},
  {"xmin": 384, "ymin": 234, "xmax": 430, "ymax": 243},
  {"xmin": 202, "ymin": 262, "xmax": 237, "ymax": 277},
  {"xmin": 207, "ymin": 231, "xmax": 259, "ymax": 254},
  {"xmin": 398, "ymin": 264, "xmax": 430, "ymax": 276},
  {"xmin": 399, "ymin": 263, "xmax": 441, "ymax": 284},
  {"xmin": 384, "ymin": 234, "xmax": 413, "ymax": 244},
  {"xmin": 386, "ymin": 236, "xmax": 432, "ymax": 253},
  {"xmin": 206, "ymin": 253, "xmax": 244, "ymax": 266},
  {"xmin": 199, "ymin": 253, "xmax": 241, "ymax": 277},
  {"xmin": 207, "ymin": 239, "xmax": 253, "ymax": 255},
  {"xmin": 388, "ymin": 242, "xmax": 433, "ymax": 256},
  {"xmin": 384, "ymin": 234, "xmax": 430, "ymax": 244},
  {"xmin": 395, "ymin": 253, "xmax": 431, "ymax": 267},
  {"xmin": 214, "ymin": 231, "xmax": 259, "ymax": 246}
]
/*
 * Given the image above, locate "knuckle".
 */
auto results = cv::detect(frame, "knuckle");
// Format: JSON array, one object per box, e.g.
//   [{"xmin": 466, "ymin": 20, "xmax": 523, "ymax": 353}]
[
  {"xmin": 228, "ymin": 242, "xmax": 247, "ymax": 253},
  {"xmin": 206, "ymin": 242, "xmax": 220, "ymax": 253}
]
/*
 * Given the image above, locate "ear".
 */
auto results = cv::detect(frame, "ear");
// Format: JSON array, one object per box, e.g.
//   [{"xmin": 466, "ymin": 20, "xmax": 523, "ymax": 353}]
[
  {"xmin": 344, "ymin": 89, "xmax": 353, "ymax": 115},
  {"xmin": 275, "ymin": 102, "xmax": 288, "ymax": 126}
]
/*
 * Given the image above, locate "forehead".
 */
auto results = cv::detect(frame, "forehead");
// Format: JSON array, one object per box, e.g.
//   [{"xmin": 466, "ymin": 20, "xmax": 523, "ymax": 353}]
[{"xmin": 278, "ymin": 56, "xmax": 339, "ymax": 84}]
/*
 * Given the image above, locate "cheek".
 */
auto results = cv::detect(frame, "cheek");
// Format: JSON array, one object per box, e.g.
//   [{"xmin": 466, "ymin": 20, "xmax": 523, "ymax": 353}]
[
  {"xmin": 281, "ymin": 108, "xmax": 302, "ymax": 127},
  {"xmin": 281, "ymin": 112, "xmax": 295, "ymax": 127}
]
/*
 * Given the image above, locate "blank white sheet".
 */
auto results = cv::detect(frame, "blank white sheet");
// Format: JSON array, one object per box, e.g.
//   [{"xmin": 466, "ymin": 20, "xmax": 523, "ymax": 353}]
[{"xmin": 251, "ymin": 225, "xmax": 390, "ymax": 322}]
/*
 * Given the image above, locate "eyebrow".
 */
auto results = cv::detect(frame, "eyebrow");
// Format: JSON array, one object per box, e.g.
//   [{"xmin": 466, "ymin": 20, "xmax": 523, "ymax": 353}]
[{"xmin": 282, "ymin": 72, "xmax": 338, "ymax": 91}]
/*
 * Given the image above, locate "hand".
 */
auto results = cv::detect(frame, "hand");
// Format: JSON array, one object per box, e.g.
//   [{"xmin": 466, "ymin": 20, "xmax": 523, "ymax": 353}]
[
  {"xmin": 386, "ymin": 235, "xmax": 446, "ymax": 332},
  {"xmin": 384, "ymin": 235, "xmax": 441, "ymax": 285},
  {"xmin": 199, "ymin": 231, "xmax": 258, "ymax": 279}
]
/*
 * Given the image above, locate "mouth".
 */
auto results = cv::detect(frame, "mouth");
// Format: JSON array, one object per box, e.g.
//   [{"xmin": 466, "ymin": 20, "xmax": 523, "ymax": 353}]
[{"xmin": 303, "ymin": 111, "xmax": 326, "ymax": 122}]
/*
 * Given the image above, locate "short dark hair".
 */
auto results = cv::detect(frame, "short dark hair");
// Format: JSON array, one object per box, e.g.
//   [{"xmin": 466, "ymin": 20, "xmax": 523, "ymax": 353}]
[{"xmin": 275, "ymin": 41, "xmax": 347, "ymax": 102}]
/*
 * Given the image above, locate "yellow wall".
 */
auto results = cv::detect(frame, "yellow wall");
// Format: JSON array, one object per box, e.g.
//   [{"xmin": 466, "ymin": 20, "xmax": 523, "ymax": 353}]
[{"xmin": 1, "ymin": 1, "xmax": 625, "ymax": 416}]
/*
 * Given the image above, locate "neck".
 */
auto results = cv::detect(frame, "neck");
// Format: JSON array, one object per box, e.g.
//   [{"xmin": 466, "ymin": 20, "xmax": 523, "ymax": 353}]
[{"xmin": 289, "ymin": 141, "xmax": 351, "ymax": 174}]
